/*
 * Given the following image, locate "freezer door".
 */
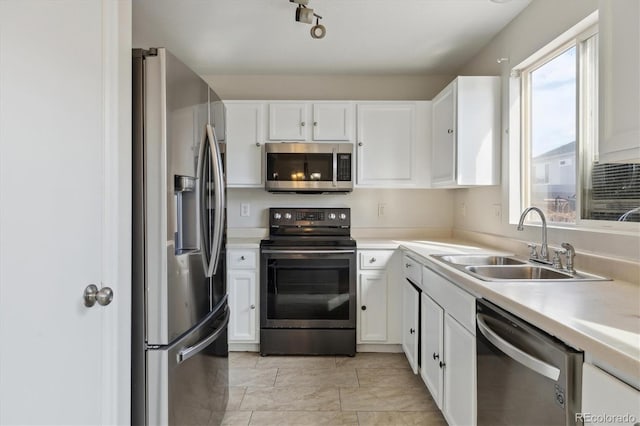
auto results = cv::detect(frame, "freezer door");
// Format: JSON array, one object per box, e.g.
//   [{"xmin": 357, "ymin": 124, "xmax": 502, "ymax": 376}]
[
  {"xmin": 143, "ymin": 48, "xmax": 213, "ymax": 344},
  {"xmin": 147, "ymin": 302, "xmax": 229, "ymax": 426}
]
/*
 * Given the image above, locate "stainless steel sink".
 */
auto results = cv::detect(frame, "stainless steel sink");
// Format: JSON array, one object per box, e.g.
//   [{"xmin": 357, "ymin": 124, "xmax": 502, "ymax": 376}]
[
  {"xmin": 466, "ymin": 265, "xmax": 573, "ymax": 280},
  {"xmin": 436, "ymin": 254, "xmax": 526, "ymax": 266},
  {"xmin": 432, "ymin": 254, "xmax": 609, "ymax": 282}
]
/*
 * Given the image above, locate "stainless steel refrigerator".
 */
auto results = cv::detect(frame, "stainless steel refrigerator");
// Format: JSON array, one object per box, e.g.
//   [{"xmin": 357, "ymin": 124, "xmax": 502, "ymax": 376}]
[{"xmin": 132, "ymin": 47, "xmax": 228, "ymax": 426}]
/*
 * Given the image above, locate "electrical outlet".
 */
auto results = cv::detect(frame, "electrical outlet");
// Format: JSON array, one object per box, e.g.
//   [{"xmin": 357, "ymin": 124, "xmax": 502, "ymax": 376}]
[
  {"xmin": 378, "ymin": 203, "xmax": 386, "ymax": 217},
  {"xmin": 492, "ymin": 204, "xmax": 501, "ymax": 219},
  {"xmin": 240, "ymin": 203, "xmax": 250, "ymax": 217}
]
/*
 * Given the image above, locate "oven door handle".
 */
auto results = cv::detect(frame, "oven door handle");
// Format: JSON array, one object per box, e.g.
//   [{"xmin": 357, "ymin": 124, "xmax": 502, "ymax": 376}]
[{"xmin": 261, "ymin": 249, "xmax": 356, "ymax": 254}]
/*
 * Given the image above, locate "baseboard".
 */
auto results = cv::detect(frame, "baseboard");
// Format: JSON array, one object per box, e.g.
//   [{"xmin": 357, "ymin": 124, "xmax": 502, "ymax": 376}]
[
  {"xmin": 229, "ymin": 343, "xmax": 259, "ymax": 352},
  {"xmin": 357, "ymin": 344, "xmax": 402, "ymax": 353}
]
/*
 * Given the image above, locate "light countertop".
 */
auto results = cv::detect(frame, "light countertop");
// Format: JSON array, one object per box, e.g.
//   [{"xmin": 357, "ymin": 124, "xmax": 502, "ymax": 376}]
[
  {"xmin": 396, "ymin": 240, "xmax": 640, "ymax": 386},
  {"xmin": 226, "ymin": 235, "xmax": 639, "ymax": 384}
]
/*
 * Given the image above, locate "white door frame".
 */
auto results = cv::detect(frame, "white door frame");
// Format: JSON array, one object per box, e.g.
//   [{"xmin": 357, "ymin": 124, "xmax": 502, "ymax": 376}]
[{"xmin": 101, "ymin": 1, "xmax": 132, "ymax": 424}]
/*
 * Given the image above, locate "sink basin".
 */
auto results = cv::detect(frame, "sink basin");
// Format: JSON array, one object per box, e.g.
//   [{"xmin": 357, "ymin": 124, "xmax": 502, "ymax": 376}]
[
  {"xmin": 432, "ymin": 254, "xmax": 609, "ymax": 282},
  {"xmin": 466, "ymin": 265, "xmax": 572, "ymax": 280},
  {"xmin": 465, "ymin": 265, "xmax": 608, "ymax": 281},
  {"xmin": 436, "ymin": 254, "xmax": 526, "ymax": 266}
]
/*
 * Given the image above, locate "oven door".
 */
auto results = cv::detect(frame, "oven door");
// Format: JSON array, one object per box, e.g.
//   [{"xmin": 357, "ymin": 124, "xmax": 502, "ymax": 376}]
[{"xmin": 260, "ymin": 249, "xmax": 356, "ymax": 329}]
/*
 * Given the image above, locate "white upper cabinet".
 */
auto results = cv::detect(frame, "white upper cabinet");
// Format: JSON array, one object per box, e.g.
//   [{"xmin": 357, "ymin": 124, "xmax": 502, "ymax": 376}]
[
  {"xmin": 224, "ymin": 101, "xmax": 264, "ymax": 187},
  {"xmin": 431, "ymin": 76, "xmax": 500, "ymax": 188},
  {"xmin": 268, "ymin": 101, "xmax": 354, "ymax": 142},
  {"xmin": 356, "ymin": 102, "xmax": 431, "ymax": 188},
  {"xmin": 598, "ymin": 0, "xmax": 640, "ymax": 162},
  {"xmin": 268, "ymin": 102, "xmax": 309, "ymax": 141},
  {"xmin": 312, "ymin": 102, "xmax": 353, "ymax": 141}
]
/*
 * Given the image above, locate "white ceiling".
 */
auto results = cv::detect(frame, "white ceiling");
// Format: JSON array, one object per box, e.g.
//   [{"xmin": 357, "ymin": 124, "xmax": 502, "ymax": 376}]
[{"xmin": 133, "ymin": 0, "xmax": 531, "ymax": 75}]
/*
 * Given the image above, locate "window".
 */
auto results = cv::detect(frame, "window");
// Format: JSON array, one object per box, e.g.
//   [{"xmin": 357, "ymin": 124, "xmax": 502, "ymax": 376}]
[{"xmin": 515, "ymin": 13, "xmax": 639, "ymax": 227}]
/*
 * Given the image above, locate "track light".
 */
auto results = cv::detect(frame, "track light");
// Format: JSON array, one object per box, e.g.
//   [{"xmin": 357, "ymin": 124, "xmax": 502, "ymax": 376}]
[
  {"xmin": 295, "ymin": 5, "xmax": 314, "ymax": 24},
  {"xmin": 289, "ymin": 0, "xmax": 326, "ymax": 39}
]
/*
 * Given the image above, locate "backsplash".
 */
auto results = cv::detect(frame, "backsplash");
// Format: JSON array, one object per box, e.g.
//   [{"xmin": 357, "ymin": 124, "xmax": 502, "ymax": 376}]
[{"xmin": 227, "ymin": 188, "xmax": 455, "ymax": 230}]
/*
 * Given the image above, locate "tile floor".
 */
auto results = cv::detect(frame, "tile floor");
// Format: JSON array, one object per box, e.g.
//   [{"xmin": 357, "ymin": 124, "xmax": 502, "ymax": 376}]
[{"xmin": 222, "ymin": 352, "xmax": 448, "ymax": 425}]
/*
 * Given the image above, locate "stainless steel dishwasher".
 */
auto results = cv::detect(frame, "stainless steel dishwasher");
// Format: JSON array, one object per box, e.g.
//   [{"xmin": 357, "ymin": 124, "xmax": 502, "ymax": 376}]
[{"xmin": 476, "ymin": 299, "xmax": 583, "ymax": 426}]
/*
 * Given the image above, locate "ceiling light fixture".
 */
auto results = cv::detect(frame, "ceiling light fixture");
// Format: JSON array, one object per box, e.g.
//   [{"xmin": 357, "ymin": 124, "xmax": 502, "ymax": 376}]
[{"xmin": 290, "ymin": 0, "xmax": 326, "ymax": 39}]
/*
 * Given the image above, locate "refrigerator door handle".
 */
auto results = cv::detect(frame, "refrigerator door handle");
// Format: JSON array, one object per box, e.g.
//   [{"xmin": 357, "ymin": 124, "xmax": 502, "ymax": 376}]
[
  {"xmin": 196, "ymin": 126, "xmax": 212, "ymax": 275},
  {"xmin": 177, "ymin": 308, "xmax": 229, "ymax": 364},
  {"xmin": 206, "ymin": 124, "xmax": 225, "ymax": 277}
]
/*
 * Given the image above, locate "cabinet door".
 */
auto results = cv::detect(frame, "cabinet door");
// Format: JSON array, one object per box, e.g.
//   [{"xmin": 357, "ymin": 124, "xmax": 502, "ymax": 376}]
[
  {"xmin": 228, "ymin": 269, "xmax": 258, "ymax": 342},
  {"xmin": 582, "ymin": 363, "xmax": 640, "ymax": 426},
  {"xmin": 431, "ymin": 81, "xmax": 456, "ymax": 186},
  {"xmin": 312, "ymin": 102, "xmax": 352, "ymax": 141},
  {"xmin": 269, "ymin": 102, "xmax": 309, "ymax": 140},
  {"xmin": 421, "ymin": 292, "xmax": 444, "ymax": 409},
  {"xmin": 443, "ymin": 313, "xmax": 476, "ymax": 426},
  {"xmin": 598, "ymin": 0, "xmax": 640, "ymax": 162},
  {"xmin": 358, "ymin": 272, "xmax": 388, "ymax": 342},
  {"xmin": 225, "ymin": 102, "xmax": 264, "ymax": 186},
  {"xmin": 356, "ymin": 103, "xmax": 416, "ymax": 186},
  {"xmin": 402, "ymin": 279, "xmax": 420, "ymax": 374}
]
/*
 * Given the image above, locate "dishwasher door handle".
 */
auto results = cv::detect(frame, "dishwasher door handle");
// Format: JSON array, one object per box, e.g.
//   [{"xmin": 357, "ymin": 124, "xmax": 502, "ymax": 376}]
[{"xmin": 477, "ymin": 313, "xmax": 561, "ymax": 381}]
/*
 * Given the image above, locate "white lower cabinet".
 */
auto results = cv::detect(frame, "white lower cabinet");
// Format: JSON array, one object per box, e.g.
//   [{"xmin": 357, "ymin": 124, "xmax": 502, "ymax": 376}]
[
  {"xmin": 421, "ymin": 265, "xmax": 477, "ymax": 426},
  {"xmin": 227, "ymin": 249, "xmax": 259, "ymax": 343},
  {"xmin": 421, "ymin": 292, "xmax": 444, "ymax": 408},
  {"xmin": 402, "ymin": 279, "xmax": 420, "ymax": 373},
  {"xmin": 582, "ymin": 362, "xmax": 640, "ymax": 426},
  {"xmin": 442, "ymin": 313, "xmax": 476, "ymax": 426},
  {"xmin": 357, "ymin": 249, "xmax": 401, "ymax": 345},
  {"xmin": 358, "ymin": 271, "xmax": 388, "ymax": 342}
]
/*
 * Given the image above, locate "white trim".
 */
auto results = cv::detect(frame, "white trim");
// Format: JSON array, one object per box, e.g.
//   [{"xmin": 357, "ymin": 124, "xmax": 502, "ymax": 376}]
[
  {"xmin": 513, "ymin": 11, "xmax": 599, "ymax": 71},
  {"xmin": 101, "ymin": 1, "xmax": 132, "ymax": 424}
]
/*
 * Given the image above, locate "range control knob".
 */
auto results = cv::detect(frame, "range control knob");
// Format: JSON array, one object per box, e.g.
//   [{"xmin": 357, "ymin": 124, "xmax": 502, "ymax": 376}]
[
  {"xmin": 328, "ymin": 213, "xmax": 336, "ymax": 220},
  {"xmin": 339, "ymin": 213, "xmax": 347, "ymax": 220},
  {"xmin": 284, "ymin": 213, "xmax": 292, "ymax": 220},
  {"xmin": 273, "ymin": 212, "xmax": 282, "ymax": 220}
]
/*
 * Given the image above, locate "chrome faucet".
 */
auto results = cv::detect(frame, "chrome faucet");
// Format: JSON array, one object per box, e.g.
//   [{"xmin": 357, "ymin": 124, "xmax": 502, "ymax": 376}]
[
  {"xmin": 517, "ymin": 207, "xmax": 549, "ymax": 263},
  {"xmin": 561, "ymin": 242, "xmax": 576, "ymax": 274}
]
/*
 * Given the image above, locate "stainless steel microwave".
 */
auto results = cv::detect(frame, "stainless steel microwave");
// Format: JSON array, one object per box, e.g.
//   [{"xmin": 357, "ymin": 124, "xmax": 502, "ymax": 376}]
[{"xmin": 265, "ymin": 143, "xmax": 353, "ymax": 193}]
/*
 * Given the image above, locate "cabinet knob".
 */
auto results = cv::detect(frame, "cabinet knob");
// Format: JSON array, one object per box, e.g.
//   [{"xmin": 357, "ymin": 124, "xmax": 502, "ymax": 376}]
[
  {"xmin": 409, "ymin": 328, "xmax": 415, "ymax": 334},
  {"xmin": 361, "ymin": 305, "xmax": 367, "ymax": 311},
  {"xmin": 301, "ymin": 121, "xmax": 306, "ymax": 127},
  {"xmin": 255, "ymin": 142, "xmax": 261, "ymax": 147},
  {"xmin": 240, "ymin": 255, "xmax": 245, "ymax": 260},
  {"xmin": 313, "ymin": 121, "xmax": 318, "ymax": 126},
  {"xmin": 369, "ymin": 257, "xmax": 376, "ymax": 263},
  {"xmin": 432, "ymin": 352, "xmax": 439, "ymax": 360},
  {"xmin": 250, "ymin": 304, "xmax": 255, "ymax": 309},
  {"xmin": 405, "ymin": 263, "xmax": 412, "ymax": 268},
  {"xmin": 439, "ymin": 361, "xmax": 446, "ymax": 368},
  {"xmin": 447, "ymin": 129, "xmax": 453, "ymax": 134},
  {"xmin": 358, "ymin": 142, "xmax": 363, "ymax": 146}
]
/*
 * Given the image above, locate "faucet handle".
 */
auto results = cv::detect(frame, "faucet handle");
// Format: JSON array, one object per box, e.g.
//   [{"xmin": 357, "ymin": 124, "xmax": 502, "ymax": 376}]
[
  {"xmin": 552, "ymin": 250, "xmax": 565, "ymax": 269},
  {"xmin": 527, "ymin": 243, "xmax": 538, "ymax": 259}
]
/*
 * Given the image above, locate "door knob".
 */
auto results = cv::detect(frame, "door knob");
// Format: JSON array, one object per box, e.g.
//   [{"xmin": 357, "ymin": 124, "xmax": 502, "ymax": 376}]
[{"xmin": 84, "ymin": 284, "xmax": 114, "ymax": 307}]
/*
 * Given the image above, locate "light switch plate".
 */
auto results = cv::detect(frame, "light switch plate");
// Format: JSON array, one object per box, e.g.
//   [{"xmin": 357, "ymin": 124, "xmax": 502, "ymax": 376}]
[{"xmin": 240, "ymin": 203, "xmax": 250, "ymax": 217}]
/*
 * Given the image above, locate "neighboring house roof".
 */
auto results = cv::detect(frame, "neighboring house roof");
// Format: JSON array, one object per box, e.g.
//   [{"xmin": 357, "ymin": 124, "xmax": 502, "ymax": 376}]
[{"xmin": 533, "ymin": 141, "xmax": 576, "ymax": 160}]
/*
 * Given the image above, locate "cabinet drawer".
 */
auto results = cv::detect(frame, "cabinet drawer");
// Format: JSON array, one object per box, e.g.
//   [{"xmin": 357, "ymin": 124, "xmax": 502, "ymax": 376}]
[
  {"xmin": 422, "ymin": 266, "xmax": 475, "ymax": 334},
  {"xmin": 228, "ymin": 249, "xmax": 257, "ymax": 269},
  {"xmin": 403, "ymin": 254, "xmax": 422, "ymax": 284},
  {"xmin": 360, "ymin": 250, "xmax": 394, "ymax": 269}
]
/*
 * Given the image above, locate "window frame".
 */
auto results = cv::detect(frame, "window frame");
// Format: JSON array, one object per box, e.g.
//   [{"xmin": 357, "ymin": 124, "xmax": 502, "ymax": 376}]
[{"xmin": 509, "ymin": 11, "xmax": 638, "ymax": 233}]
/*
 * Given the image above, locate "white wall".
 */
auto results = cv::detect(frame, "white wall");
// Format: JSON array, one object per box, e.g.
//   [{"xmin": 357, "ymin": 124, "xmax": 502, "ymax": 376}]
[
  {"xmin": 204, "ymin": 74, "xmax": 453, "ymax": 100},
  {"xmin": 227, "ymin": 188, "xmax": 454, "ymax": 232},
  {"xmin": 454, "ymin": 0, "xmax": 640, "ymax": 262}
]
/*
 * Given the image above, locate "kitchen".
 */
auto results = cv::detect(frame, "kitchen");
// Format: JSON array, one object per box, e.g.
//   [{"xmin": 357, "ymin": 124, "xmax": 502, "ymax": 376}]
[{"xmin": 0, "ymin": 0, "xmax": 638, "ymax": 425}]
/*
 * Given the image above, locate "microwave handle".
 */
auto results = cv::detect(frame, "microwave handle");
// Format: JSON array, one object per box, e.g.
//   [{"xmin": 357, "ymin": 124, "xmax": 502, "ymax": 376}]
[{"xmin": 332, "ymin": 147, "xmax": 337, "ymax": 187}]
